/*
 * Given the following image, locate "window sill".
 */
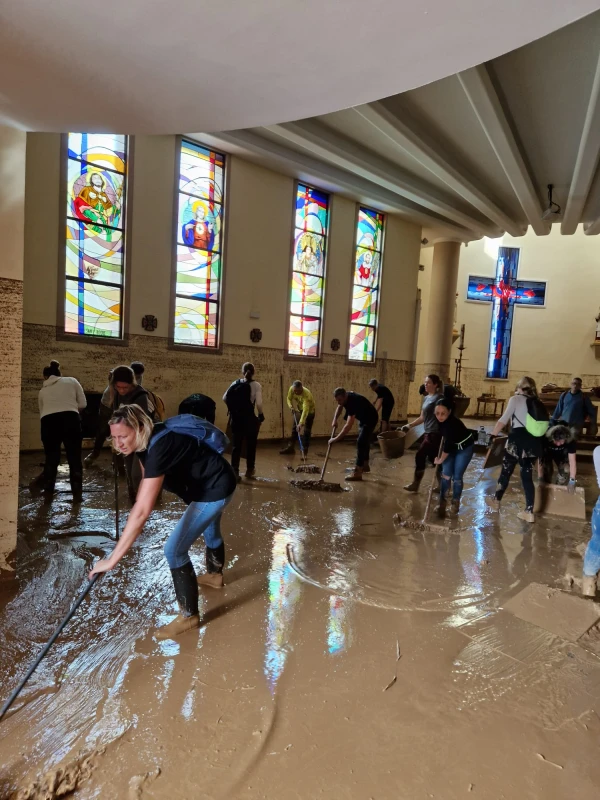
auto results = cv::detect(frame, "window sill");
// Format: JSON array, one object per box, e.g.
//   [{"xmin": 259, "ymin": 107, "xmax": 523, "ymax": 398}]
[
  {"xmin": 168, "ymin": 341, "xmax": 223, "ymax": 355},
  {"xmin": 55, "ymin": 331, "xmax": 129, "ymax": 347}
]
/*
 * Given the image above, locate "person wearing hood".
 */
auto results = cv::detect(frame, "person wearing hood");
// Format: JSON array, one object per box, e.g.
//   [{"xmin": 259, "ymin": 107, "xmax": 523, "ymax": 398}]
[
  {"xmin": 111, "ymin": 365, "xmax": 151, "ymax": 501},
  {"xmin": 540, "ymin": 422, "xmax": 577, "ymax": 491},
  {"xmin": 38, "ymin": 360, "xmax": 87, "ymax": 502}
]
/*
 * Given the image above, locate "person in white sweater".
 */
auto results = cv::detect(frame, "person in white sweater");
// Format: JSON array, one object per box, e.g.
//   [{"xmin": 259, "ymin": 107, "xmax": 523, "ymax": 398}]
[
  {"xmin": 485, "ymin": 376, "xmax": 544, "ymax": 523},
  {"xmin": 38, "ymin": 360, "xmax": 87, "ymax": 501}
]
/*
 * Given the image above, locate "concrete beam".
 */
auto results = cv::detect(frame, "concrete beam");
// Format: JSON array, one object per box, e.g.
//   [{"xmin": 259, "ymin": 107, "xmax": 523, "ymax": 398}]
[
  {"xmin": 458, "ymin": 65, "xmax": 551, "ymax": 236},
  {"xmin": 263, "ymin": 119, "xmax": 501, "ymax": 238},
  {"xmin": 565, "ymin": 53, "xmax": 600, "ymax": 234},
  {"xmin": 354, "ymin": 101, "xmax": 524, "ymax": 237},
  {"xmin": 216, "ymin": 129, "xmax": 475, "ymax": 240}
]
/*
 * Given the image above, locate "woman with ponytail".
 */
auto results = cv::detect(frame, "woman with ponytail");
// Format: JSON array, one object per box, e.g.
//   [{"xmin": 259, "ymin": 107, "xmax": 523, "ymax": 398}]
[{"xmin": 38, "ymin": 361, "xmax": 87, "ymax": 502}]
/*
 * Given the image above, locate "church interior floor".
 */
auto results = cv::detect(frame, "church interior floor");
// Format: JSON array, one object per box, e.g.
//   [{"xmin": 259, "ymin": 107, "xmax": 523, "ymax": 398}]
[{"xmin": 2, "ymin": 443, "xmax": 600, "ymax": 799}]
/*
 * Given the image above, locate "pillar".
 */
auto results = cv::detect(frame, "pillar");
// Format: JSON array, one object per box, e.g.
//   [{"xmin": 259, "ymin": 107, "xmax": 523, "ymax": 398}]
[
  {"xmin": 421, "ymin": 240, "xmax": 461, "ymax": 383},
  {"xmin": 0, "ymin": 126, "xmax": 26, "ymax": 575}
]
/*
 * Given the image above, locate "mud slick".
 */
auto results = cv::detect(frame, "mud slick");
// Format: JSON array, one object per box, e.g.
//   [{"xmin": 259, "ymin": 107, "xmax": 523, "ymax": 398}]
[{"xmin": 2, "ymin": 443, "xmax": 600, "ymax": 798}]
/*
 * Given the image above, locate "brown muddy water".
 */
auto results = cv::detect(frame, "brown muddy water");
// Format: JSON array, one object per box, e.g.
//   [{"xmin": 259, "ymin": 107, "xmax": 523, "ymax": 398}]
[{"xmin": 1, "ymin": 442, "xmax": 600, "ymax": 799}]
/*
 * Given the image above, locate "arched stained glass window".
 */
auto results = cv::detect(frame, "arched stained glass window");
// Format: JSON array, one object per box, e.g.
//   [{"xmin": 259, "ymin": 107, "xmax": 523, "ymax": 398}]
[
  {"xmin": 287, "ymin": 183, "xmax": 330, "ymax": 357},
  {"xmin": 348, "ymin": 206, "xmax": 385, "ymax": 362},
  {"xmin": 173, "ymin": 140, "xmax": 225, "ymax": 348},
  {"xmin": 64, "ymin": 133, "xmax": 128, "ymax": 338}
]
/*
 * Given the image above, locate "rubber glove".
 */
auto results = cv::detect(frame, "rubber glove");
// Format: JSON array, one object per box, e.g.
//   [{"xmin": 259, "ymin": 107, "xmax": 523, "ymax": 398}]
[{"xmin": 567, "ymin": 478, "xmax": 576, "ymax": 494}]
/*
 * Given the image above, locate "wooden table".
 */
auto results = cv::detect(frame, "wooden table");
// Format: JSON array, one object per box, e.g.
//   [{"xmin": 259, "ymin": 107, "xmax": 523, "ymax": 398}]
[{"xmin": 475, "ymin": 396, "xmax": 505, "ymax": 419}]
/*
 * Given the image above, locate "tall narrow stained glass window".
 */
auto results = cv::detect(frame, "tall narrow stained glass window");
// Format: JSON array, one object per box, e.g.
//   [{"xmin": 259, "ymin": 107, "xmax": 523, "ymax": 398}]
[
  {"xmin": 288, "ymin": 184, "xmax": 330, "ymax": 357},
  {"xmin": 173, "ymin": 140, "xmax": 224, "ymax": 347},
  {"xmin": 65, "ymin": 133, "xmax": 128, "ymax": 337},
  {"xmin": 348, "ymin": 206, "xmax": 385, "ymax": 361}
]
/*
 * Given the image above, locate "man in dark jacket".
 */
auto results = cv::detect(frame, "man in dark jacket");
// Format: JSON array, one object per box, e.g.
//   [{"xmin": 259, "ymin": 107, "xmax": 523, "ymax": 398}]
[{"xmin": 550, "ymin": 378, "xmax": 597, "ymax": 439}]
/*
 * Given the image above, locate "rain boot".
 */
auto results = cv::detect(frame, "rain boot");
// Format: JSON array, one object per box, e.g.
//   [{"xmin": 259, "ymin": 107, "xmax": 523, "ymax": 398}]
[
  {"xmin": 345, "ymin": 467, "xmax": 363, "ymax": 482},
  {"xmin": 450, "ymin": 499, "xmax": 460, "ymax": 516},
  {"xmin": 279, "ymin": 444, "xmax": 295, "ymax": 455},
  {"xmin": 582, "ymin": 575, "xmax": 597, "ymax": 598},
  {"xmin": 84, "ymin": 450, "xmax": 101, "ymax": 468},
  {"xmin": 71, "ymin": 477, "xmax": 83, "ymax": 504},
  {"xmin": 362, "ymin": 460, "xmax": 371, "ymax": 473},
  {"xmin": 435, "ymin": 498, "xmax": 447, "ymax": 517},
  {"xmin": 517, "ymin": 508, "xmax": 535, "ymax": 524},
  {"xmin": 156, "ymin": 562, "xmax": 200, "ymax": 640},
  {"xmin": 404, "ymin": 469, "xmax": 425, "ymax": 492},
  {"xmin": 197, "ymin": 543, "xmax": 225, "ymax": 590}
]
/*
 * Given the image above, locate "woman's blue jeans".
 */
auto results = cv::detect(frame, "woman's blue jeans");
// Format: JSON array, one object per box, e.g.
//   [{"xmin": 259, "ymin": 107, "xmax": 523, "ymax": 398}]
[
  {"xmin": 164, "ymin": 494, "xmax": 233, "ymax": 569},
  {"xmin": 440, "ymin": 444, "xmax": 474, "ymax": 502},
  {"xmin": 583, "ymin": 495, "xmax": 600, "ymax": 577}
]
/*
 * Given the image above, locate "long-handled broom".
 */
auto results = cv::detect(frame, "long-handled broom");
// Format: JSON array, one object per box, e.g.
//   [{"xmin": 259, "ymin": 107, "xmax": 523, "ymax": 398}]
[
  {"xmin": 291, "ymin": 429, "xmax": 343, "ymax": 492},
  {"xmin": 394, "ymin": 439, "xmax": 450, "ymax": 532},
  {"xmin": 291, "ymin": 410, "xmax": 319, "ymax": 474}
]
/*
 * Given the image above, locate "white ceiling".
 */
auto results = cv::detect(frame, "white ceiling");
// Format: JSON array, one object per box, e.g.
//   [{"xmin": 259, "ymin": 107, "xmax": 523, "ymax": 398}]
[
  {"xmin": 198, "ymin": 10, "xmax": 600, "ymax": 240},
  {"xmin": 1, "ymin": 0, "xmax": 598, "ymax": 134}
]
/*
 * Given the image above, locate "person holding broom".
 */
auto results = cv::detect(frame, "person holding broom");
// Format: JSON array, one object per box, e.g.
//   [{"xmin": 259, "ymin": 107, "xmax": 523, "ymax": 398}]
[
  {"xmin": 280, "ymin": 380, "xmax": 316, "ymax": 456},
  {"xmin": 89, "ymin": 404, "xmax": 237, "ymax": 639},
  {"xmin": 432, "ymin": 397, "xmax": 475, "ymax": 517},
  {"xmin": 329, "ymin": 387, "xmax": 378, "ymax": 481},
  {"xmin": 401, "ymin": 374, "xmax": 444, "ymax": 492}
]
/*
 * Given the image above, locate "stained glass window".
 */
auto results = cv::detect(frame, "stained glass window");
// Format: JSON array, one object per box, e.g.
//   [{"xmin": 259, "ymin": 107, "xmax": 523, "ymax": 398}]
[
  {"xmin": 466, "ymin": 247, "xmax": 546, "ymax": 379},
  {"xmin": 64, "ymin": 133, "xmax": 128, "ymax": 337},
  {"xmin": 173, "ymin": 140, "xmax": 224, "ymax": 347},
  {"xmin": 287, "ymin": 184, "xmax": 330, "ymax": 357},
  {"xmin": 348, "ymin": 206, "xmax": 385, "ymax": 362}
]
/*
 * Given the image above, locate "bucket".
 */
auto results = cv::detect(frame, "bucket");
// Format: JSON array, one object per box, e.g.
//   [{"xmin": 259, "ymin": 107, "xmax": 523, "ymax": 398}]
[{"xmin": 377, "ymin": 430, "xmax": 406, "ymax": 459}]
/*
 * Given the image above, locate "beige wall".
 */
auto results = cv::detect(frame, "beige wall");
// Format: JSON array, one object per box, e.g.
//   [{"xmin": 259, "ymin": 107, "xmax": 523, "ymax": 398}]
[
  {"xmin": 20, "ymin": 133, "xmax": 422, "ymax": 449},
  {"xmin": 410, "ymin": 226, "xmax": 600, "ymax": 414},
  {"xmin": 0, "ymin": 126, "xmax": 26, "ymax": 569}
]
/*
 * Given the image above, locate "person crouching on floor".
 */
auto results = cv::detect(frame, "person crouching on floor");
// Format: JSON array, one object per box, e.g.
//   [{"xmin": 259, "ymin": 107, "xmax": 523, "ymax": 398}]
[
  {"xmin": 539, "ymin": 422, "xmax": 577, "ymax": 492},
  {"xmin": 89, "ymin": 404, "xmax": 237, "ymax": 640},
  {"xmin": 432, "ymin": 398, "xmax": 475, "ymax": 517}
]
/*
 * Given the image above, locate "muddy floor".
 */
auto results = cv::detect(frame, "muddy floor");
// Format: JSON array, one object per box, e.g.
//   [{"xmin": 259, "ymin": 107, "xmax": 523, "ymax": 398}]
[{"xmin": 1, "ymin": 438, "xmax": 600, "ymax": 799}]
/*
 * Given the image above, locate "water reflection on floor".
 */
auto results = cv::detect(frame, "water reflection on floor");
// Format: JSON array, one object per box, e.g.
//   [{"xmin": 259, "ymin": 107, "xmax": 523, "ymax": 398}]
[{"xmin": 1, "ymin": 443, "xmax": 600, "ymax": 798}]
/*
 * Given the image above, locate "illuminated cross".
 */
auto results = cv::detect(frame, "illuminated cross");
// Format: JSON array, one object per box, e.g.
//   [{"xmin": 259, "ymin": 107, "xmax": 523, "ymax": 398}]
[{"xmin": 467, "ymin": 246, "xmax": 546, "ymax": 379}]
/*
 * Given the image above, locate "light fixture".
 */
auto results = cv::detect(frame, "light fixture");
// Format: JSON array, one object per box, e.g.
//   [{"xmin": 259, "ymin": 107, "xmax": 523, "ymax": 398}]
[{"xmin": 541, "ymin": 184, "xmax": 561, "ymax": 221}]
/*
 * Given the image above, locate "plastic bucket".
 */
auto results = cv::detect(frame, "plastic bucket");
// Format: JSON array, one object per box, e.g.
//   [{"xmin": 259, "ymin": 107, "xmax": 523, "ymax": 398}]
[{"xmin": 377, "ymin": 430, "xmax": 406, "ymax": 459}]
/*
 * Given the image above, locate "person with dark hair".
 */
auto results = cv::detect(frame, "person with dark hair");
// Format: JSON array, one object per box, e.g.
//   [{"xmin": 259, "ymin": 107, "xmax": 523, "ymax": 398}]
[
  {"xmin": 550, "ymin": 377, "xmax": 597, "ymax": 439},
  {"xmin": 368, "ymin": 379, "xmax": 395, "ymax": 432},
  {"xmin": 330, "ymin": 387, "xmax": 378, "ymax": 481},
  {"xmin": 280, "ymin": 380, "xmax": 316, "ymax": 456},
  {"xmin": 84, "ymin": 369, "xmax": 114, "ymax": 467},
  {"xmin": 111, "ymin": 365, "xmax": 151, "ymax": 501},
  {"xmin": 178, "ymin": 393, "xmax": 217, "ymax": 424},
  {"xmin": 89, "ymin": 404, "xmax": 237, "ymax": 639},
  {"xmin": 540, "ymin": 422, "xmax": 577, "ymax": 490},
  {"xmin": 486, "ymin": 376, "xmax": 545, "ymax": 523},
  {"xmin": 223, "ymin": 362, "xmax": 264, "ymax": 481},
  {"xmin": 432, "ymin": 398, "xmax": 475, "ymax": 516},
  {"xmin": 130, "ymin": 361, "xmax": 145, "ymax": 385},
  {"xmin": 38, "ymin": 360, "xmax": 87, "ymax": 502},
  {"xmin": 401, "ymin": 374, "xmax": 444, "ymax": 492}
]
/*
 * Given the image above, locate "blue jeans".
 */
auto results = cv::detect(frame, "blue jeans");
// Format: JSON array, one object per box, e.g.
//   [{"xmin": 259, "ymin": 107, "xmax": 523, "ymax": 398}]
[
  {"xmin": 440, "ymin": 444, "xmax": 474, "ymax": 502},
  {"xmin": 583, "ymin": 495, "xmax": 600, "ymax": 577},
  {"xmin": 164, "ymin": 494, "xmax": 233, "ymax": 569}
]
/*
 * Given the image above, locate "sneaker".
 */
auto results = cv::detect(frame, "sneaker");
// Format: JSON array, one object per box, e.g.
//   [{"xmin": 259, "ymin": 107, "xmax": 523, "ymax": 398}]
[
  {"xmin": 155, "ymin": 613, "xmax": 200, "ymax": 640},
  {"xmin": 582, "ymin": 575, "xmax": 597, "ymax": 598},
  {"xmin": 345, "ymin": 468, "xmax": 363, "ymax": 482},
  {"xmin": 485, "ymin": 496, "xmax": 501, "ymax": 512},
  {"xmin": 517, "ymin": 510, "xmax": 535, "ymax": 523},
  {"xmin": 279, "ymin": 445, "xmax": 295, "ymax": 455},
  {"xmin": 245, "ymin": 468, "xmax": 256, "ymax": 479},
  {"xmin": 197, "ymin": 572, "xmax": 224, "ymax": 590}
]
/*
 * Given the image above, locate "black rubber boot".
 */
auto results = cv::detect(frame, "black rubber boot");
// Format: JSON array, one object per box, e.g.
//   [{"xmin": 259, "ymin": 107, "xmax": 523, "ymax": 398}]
[
  {"xmin": 71, "ymin": 478, "xmax": 83, "ymax": 504},
  {"xmin": 404, "ymin": 469, "xmax": 425, "ymax": 492},
  {"xmin": 170, "ymin": 562, "xmax": 199, "ymax": 616},
  {"xmin": 198, "ymin": 543, "xmax": 226, "ymax": 589}
]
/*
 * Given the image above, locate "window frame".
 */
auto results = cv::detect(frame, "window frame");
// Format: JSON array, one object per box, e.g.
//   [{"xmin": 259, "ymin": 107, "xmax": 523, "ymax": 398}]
[
  {"xmin": 346, "ymin": 203, "xmax": 386, "ymax": 365},
  {"xmin": 56, "ymin": 133, "xmax": 134, "ymax": 345},
  {"xmin": 284, "ymin": 180, "xmax": 331, "ymax": 362},
  {"xmin": 169, "ymin": 135, "xmax": 228, "ymax": 354}
]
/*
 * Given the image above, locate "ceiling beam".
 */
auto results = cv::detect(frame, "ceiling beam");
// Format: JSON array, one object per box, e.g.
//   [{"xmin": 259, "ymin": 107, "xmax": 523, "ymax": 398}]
[
  {"xmin": 353, "ymin": 101, "xmax": 524, "ymax": 237},
  {"xmin": 263, "ymin": 119, "xmax": 502, "ymax": 238},
  {"xmin": 458, "ymin": 64, "xmax": 551, "ymax": 236},
  {"xmin": 215, "ymin": 129, "xmax": 474, "ymax": 240},
  {"xmin": 564, "ymin": 53, "xmax": 600, "ymax": 234}
]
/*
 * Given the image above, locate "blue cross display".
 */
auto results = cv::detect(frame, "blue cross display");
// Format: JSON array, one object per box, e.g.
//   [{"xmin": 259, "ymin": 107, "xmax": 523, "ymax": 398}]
[{"xmin": 467, "ymin": 247, "xmax": 546, "ymax": 379}]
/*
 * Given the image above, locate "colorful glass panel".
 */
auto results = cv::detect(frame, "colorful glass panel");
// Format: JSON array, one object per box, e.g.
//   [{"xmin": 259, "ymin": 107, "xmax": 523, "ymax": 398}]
[
  {"xmin": 466, "ymin": 247, "xmax": 547, "ymax": 379},
  {"xmin": 287, "ymin": 184, "xmax": 330, "ymax": 356},
  {"xmin": 348, "ymin": 206, "xmax": 385, "ymax": 361},
  {"xmin": 64, "ymin": 133, "xmax": 128, "ymax": 338},
  {"xmin": 174, "ymin": 141, "xmax": 225, "ymax": 346}
]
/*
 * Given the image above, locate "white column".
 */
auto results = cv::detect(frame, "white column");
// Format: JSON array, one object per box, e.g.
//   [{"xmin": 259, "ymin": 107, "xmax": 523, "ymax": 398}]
[
  {"xmin": 0, "ymin": 126, "xmax": 26, "ymax": 574},
  {"xmin": 421, "ymin": 240, "xmax": 461, "ymax": 382}
]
